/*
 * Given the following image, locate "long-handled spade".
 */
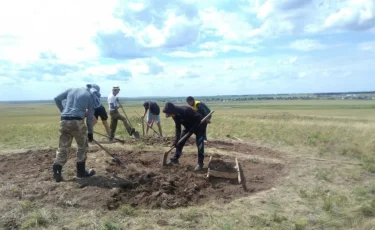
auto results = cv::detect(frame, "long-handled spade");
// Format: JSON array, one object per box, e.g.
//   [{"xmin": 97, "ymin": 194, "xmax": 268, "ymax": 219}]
[
  {"xmin": 93, "ymin": 131, "xmax": 125, "ymax": 144},
  {"xmin": 119, "ymin": 104, "xmax": 140, "ymax": 140},
  {"xmin": 92, "ymin": 139, "xmax": 127, "ymax": 168},
  {"xmin": 161, "ymin": 111, "xmax": 215, "ymax": 166},
  {"xmin": 133, "ymin": 110, "xmax": 145, "ymax": 137}
]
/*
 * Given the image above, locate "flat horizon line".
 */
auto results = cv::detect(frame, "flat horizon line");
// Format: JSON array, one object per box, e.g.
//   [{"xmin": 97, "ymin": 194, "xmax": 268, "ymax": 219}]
[{"xmin": 1, "ymin": 90, "xmax": 374, "ymax": 103}]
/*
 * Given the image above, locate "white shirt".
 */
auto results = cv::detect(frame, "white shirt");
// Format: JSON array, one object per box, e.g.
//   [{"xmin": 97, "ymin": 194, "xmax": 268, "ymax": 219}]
[{"xmin": 107, "ymin": 93, "xmax": 120, "ymax": 111}]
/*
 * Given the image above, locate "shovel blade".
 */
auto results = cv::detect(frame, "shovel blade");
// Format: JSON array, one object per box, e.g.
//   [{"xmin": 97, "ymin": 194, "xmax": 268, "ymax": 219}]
[
  {"xmin": 133, "ymin": 131, "xmax": 140, "ymax": 140},
  {"xmin": 161, "ymin": 151, "xmax": 169, "ymax": 166}
]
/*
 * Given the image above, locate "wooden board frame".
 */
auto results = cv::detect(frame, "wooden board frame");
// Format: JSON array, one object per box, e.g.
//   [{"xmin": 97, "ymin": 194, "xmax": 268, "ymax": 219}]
[{"xmin": 207, "ymin": 156, "xmax": 242, "ymax": 184}]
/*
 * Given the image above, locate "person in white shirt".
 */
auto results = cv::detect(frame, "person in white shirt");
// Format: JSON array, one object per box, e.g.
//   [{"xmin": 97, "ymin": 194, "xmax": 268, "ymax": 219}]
[{"xmin": 107, "ymin": 86, "xmax": 135, "ymax": 141}]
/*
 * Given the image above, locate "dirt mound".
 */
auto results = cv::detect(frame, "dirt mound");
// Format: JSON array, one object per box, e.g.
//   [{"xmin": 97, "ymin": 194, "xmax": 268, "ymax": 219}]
[
  {"xmin": 0, "ymin": 141, "xmax": 287, "ymax": 211},
  {"xmin": 106, "ymin": 170, "xmax": 211, "ymax": 210}
]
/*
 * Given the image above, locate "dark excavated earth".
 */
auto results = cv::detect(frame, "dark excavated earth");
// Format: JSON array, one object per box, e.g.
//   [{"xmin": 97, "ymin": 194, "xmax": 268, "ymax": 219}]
[{"xmin": 0, "ymin": 138, "xmax": 287, "ymax": 210}]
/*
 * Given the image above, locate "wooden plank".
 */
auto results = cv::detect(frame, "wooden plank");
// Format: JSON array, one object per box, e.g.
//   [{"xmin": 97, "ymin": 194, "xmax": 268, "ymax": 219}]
[
  {"xmin": 235, "ymin": 157, "xmax": 241, "ymax": 184},
  {"xmin": 208, "ymin": 170, "xmax": 238, "ymax": 179},
  {"xmin": 207, "ymin": 156, "xmax": 213, "ymax": 178},
  {"xmin": 233, "ymin": 136, "xmax": 243, "ymax": 142}
]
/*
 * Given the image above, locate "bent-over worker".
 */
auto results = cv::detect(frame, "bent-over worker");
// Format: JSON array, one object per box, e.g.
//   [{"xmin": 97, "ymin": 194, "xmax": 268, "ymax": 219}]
[
  {"xmin": 162, "ymin": 102, "xmax": 206, "ymax": 171},
  {"xmin": 142, "ymin": 101, "xmax": 163, "ymax": 137}
]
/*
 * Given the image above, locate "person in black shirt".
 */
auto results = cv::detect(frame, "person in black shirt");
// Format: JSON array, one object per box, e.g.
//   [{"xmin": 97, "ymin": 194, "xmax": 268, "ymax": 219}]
[
  {"xmin": 162, "ymin": 102, "xmax": 206, "ymax": 171},
  {"xmin": 142, "ymin": 101, "xmax": 163, "ymax": 137}
]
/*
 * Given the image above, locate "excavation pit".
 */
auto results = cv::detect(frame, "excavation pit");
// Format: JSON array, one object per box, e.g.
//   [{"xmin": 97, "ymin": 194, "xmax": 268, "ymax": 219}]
[{"xmin": 0, "ymin": 140, "xmax": 287, "ymax": 210}]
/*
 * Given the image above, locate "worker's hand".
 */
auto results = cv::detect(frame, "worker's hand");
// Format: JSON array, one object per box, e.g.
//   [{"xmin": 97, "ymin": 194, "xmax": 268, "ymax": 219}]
[
  {"xmin": 172, "ymin": 140, "xmax": 178, "ymax": 148},
  {"xmin": 87, "ymin": 133, "xmax": 93, "ymax": 142}
]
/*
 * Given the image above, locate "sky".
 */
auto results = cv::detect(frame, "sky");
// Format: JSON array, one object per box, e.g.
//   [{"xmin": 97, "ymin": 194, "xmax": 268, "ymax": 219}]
[{"xmin": 0, "ymin": 0, "xmax": 374, "ymax": 101}]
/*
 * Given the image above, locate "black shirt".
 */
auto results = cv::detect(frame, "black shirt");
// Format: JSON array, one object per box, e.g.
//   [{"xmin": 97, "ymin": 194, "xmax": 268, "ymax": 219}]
[{"xmin": 143, "ymin": 101, "xmax": 160, "ymax": 115}]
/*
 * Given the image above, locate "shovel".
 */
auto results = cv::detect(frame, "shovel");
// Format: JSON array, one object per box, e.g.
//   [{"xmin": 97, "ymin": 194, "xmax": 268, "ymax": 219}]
[
  {"xmin": 134, "ymin": 110, "xmax": 162, "ymax": 138},
  {"xmin": 133, "ymin": 110, "xmax": 145, "ymax": 137},
  {"xmin": 147, "ymin": 123, "xmax": 162, "ymax": 138},
  {"xmin": 92, "ymin": 139, "xmax": 127, "ymax": 168},
  {"xmin": 119, "ymin": 105, "xmax": 140, "ymax": 140},
  {"xmin": 93, "ymin": 131, "xmax": 125, "ymax": 144},
  {"xmin": 161, "ymin": 110, "xmax": 215, "ymax": 166}
]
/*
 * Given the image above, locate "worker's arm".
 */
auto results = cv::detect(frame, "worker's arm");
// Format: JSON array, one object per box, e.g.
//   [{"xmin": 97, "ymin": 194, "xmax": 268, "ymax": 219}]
[
  {"xmin": 86, "ymin": 97, "xmax": 95, "ymax": 135},
  {"xmin": 173, "ymin": 118, "xmax": 182, "ymax": 146},
  {"xmin": 142, "ymin": 102, "xmax": 150, "ymax": 118},
  {"xmin": 54, "ymin": 89, "xmax": 71, "ymax": 113}
]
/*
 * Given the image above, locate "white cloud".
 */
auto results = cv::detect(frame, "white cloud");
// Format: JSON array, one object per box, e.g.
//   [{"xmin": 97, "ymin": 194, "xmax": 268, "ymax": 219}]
[
  {"xmin": 324, "ymin": 0, "xmax": 375, "ymax": 31},
  {"xmin": 246, "ymin": 0, "xmax": 375, "ymax": 39},
  {"xmin": 358, "ymin": 41, "xmax": 375, "ymax": 51},
  {"xmin": 95, "ymin": 0, "xmax": 202, "ymax": 60},
  {"xmin": 289, "ymin": 56, "xmax": 298, "ymax": 64},
  {"xmin": 200, "ymin": 7, "xmax": 254, "ymax": 41},
  {"xmin": 83, "ymin": 63, "xmax": 132, "ymax": 81},
  {"xmin": 0, "ymin": 0, "xmax": 120, "ymax": 62},
  {"xmin": 178, "ymin": 69, "xmax": 200, "ymax": 79},
  {"xmin": 224, "ymin": 60, "xmax": 257, "ymax": 71},
  {"xmin": 199, "ymin": 42, "xmax": 259, "ymax": 53},
  {"xmin": 288, "ymin": 39, "xmax": 327, "ymax": 51},
  {"xmin": 128, "ymin": 58, "xmax": 165, "ymax": 75},
  {"xmin": 165, "ymin": 51, "xmax": 216, "ymax": 58},
  {"xmin": 298, "ymin": 72, "xmax": 307, "ymax": 78},
  {"xmin": 251, "ymin": 71, "xmax": 260, "ymax": 79},
  {"xmin": 277, "ymin": 56, "xmax": 300, "ymax": 65}
]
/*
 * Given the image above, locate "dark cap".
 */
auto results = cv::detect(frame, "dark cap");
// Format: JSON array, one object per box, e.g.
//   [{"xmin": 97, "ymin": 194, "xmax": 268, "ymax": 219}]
[{"xmin": 186, "ymin": 96, "xmax": 194, "ymax": 102}]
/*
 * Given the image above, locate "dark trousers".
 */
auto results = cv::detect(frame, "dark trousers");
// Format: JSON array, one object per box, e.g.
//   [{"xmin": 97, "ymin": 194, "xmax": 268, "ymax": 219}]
[
  {"xmin": 201, "ymin": 121, "xmax": 208, "ymax": 140},
  {"xmin": 173, "ymin": 126, "xmax": 206, "ymax": 165}
]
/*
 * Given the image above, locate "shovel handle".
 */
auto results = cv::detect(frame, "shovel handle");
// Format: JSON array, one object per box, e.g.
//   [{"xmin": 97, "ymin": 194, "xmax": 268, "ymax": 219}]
[
  {"xmin": 120, "ymin": 105, "xmax": 133, "ymax": 127},
  {"xmin": 92, "ymin": 139, "xmax": 124, "ymax": 165},
  {"xmin": 93, "ymin": 131, "xmax": 125, "ymax": 144}
]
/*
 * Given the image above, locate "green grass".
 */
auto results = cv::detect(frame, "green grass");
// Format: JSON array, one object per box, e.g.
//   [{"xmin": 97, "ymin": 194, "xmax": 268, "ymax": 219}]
[{"xmin": 1, "ymin": 100, "xmax": 375, "ymax": 229}]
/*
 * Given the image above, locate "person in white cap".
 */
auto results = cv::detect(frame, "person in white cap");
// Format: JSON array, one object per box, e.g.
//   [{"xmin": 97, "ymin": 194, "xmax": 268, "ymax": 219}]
[{"xmin": 107, "ymin": 86, "xmax": 135, "ymax": 141}]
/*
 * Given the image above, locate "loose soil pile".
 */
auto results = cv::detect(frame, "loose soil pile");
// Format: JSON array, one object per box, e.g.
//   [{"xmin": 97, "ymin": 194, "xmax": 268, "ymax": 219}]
[
  {"xmin": 0, "ymin": 140, "xmax": 287, "ymax": 211},
  {"xmin": 208, "ymin": 159, "xmax": 237, "ymax": 173}
]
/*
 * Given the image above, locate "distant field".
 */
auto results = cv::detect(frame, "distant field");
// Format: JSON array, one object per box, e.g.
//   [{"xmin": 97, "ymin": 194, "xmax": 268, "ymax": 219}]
[
  {"xmin": 1, "ymin": 100, "xmax": 375, "ymax": 229},
  {"xmin": 1, "ymin": 100, "xmax": 375, "ymax": 151}
]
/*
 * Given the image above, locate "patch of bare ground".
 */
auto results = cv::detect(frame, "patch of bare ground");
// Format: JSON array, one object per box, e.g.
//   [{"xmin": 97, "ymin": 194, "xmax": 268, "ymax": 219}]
[{"xmin": 0, "ymin": 139, "xmax": 287, "ymax": 213}]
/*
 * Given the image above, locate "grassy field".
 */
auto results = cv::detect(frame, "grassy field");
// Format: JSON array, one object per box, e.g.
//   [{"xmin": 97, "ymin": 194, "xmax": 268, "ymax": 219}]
[{"xmin": 1, "ymin": 100, "xmax": 375, "ymax": 229}]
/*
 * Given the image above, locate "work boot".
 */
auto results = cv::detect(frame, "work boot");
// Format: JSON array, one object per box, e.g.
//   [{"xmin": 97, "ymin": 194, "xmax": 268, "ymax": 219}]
[
  {"xmin": 167, "ymin": 157, "xmax": 179, "ymax": 165},
  {"xmin": 76, "ymin": 162, "xmax": 96, "ymax": 178},
  {"xmin": 109, "ymin": 137, "xmax": 118, "ymax": 143},
  {"xmin": 194, "ymin": 164, "xmax": 204, "ymax": 171},
  {"xmin": 52, "ymin": 164, "xmax": 63, "ymax": 182}
]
